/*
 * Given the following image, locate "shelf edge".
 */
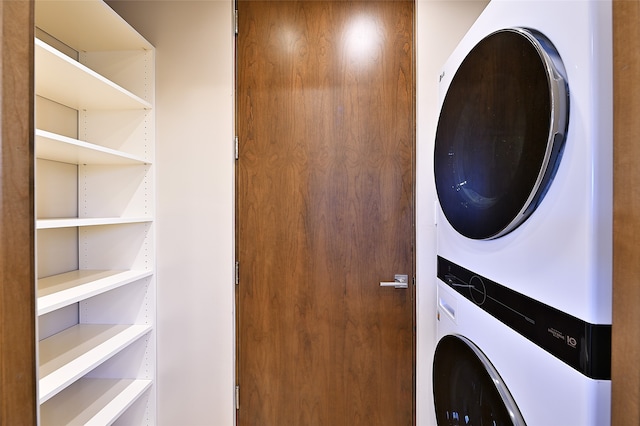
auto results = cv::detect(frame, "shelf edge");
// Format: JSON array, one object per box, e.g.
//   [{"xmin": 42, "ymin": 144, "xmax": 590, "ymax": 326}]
[
  {"xmin": 37, "ymin": 217, "xmax": 153, "ymax": 230},
  {"xmin": 36, "ymin": 129, "xmax": 150, "ymax": 165},
  {"xmin": 39, "ymin": 324, "xmax": 152, "ymax": 404},
  {"xmin": 37, "ymin": 269, "xmax": 153, "ymax": 316}
]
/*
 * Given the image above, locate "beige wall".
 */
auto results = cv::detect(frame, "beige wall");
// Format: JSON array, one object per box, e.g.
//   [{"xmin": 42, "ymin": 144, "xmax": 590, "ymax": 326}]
[
  {"xmin": 109, "ymin": 1, "xmax": 487, "ymax": 424},
  {"xmin": 107, "ymin": 1, "xmax": 235, "ymax": 424}
]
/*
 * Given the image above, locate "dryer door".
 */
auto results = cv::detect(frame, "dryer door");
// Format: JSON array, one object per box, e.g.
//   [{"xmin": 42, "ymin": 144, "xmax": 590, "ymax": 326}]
[
  {"xmin": 434, "ymin": 28, "xmax": 568, "ymax": 240},
  {"xmin": 433, "ymin": 334, "xmax": 525, "ymax": 426}
]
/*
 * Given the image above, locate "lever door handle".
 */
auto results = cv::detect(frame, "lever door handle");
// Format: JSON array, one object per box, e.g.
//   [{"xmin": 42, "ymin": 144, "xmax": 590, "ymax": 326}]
[{"xmin": 380, "ymin": 274, "xmax": 409, "ymax": 289}]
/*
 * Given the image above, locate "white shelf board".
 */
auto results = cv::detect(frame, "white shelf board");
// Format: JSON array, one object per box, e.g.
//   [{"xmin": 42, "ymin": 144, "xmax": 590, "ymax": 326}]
[
  {"xmin": 41, "ymin": 378, "xmax": 152, "ymax": 426},
  {"xmin": 35, "ymin": 0, "xmax": 153, "ymax": 52},
  {"xmin": 36, "ymin": 129, "xmax": 149, "ymax": 165},
  {"xmin": 38, "ymin": 269, "xmax": 153, "ymax": 316},
  {"xmin": 39, "ymin": 324, "xmax": 152, "ymax": 404},
  {"xmin": 35, "ymin": 38, "xmax": 152, "ymax": 110},
  {"xmin": 37, "ymin": 217, "xmax": 152, "ymax": 230}
]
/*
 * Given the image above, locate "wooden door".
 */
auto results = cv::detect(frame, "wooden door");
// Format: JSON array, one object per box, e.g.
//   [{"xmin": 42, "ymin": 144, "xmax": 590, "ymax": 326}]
[{"xmin": 236, "ymin": 1, "xmax": 415, "ymax": 424}]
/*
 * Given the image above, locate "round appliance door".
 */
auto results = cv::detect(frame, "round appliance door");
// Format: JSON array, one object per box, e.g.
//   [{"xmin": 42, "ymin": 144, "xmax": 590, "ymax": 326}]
[
  {"xmin": 434, "ymin": 28, "xmax": 569, "ymax": 240},
  {"xmin": 433, "ymin": 334, "xmax": 525, "ymax": 426}
]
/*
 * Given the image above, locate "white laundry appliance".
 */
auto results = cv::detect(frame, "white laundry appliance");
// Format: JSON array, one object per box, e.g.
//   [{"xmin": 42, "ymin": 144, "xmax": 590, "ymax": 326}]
[{"xmin": 432, "ymin": 0, "xmax": 613, "ymax": 424}]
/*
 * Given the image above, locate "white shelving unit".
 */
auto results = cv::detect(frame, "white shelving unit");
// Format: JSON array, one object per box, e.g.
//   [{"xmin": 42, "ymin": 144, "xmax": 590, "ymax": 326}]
[{"xmin": 34, "ymin": 0, "xmax": 155, "ymax": 423}]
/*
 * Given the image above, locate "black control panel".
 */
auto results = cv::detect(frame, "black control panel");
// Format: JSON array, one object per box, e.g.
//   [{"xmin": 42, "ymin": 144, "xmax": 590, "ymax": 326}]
[{"xmin": 437, "ymin": 256, "xmax": 611, "ymax": 380}]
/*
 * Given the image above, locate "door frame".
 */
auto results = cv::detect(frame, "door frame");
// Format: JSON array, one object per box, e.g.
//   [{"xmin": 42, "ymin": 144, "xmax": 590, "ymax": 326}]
[
  {"xmin": 0, "ymin": 0, "xmax": 37, "ymax": 423},
  {"xmin": 611, "ymin": 1, "xmax": 640, "ymax": 423}
]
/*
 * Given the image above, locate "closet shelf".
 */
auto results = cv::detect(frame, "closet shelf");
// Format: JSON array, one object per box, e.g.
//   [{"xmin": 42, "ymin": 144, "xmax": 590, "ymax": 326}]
[
  {"xmin": 40, "ymin": 378, "xmax": 152, "ymax": 426},
  {"xmin": 35, "ymin": 0, "xmax": 152, "ymax": 52},
  {"xmin": 38, "ymin": 269, "xmax": 153, "ymax": 316},
  {"xmin": 36, "ymin": 129, "xmax": 150, "ymax": 165},
  {"xmin": 35, "ymin": 38, "xmax": 151, "ymax": 110},
  {"xmin": 39, "ymin": 324, "xmax": 151, "ymax": 404},
  {"xmin": 37, "ymin": 217, "xmax": 152, "ymax": 230}
]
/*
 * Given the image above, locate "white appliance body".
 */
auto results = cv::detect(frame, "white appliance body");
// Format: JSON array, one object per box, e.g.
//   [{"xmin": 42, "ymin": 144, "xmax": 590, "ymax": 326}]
[
  {"xmin": 433, "ymin": 0, "xmax": 612, "ymax": 424},
  {"xmin": 437, "ymin": 0, "xmax": 613, "ymax": 330},
  {"xmin": 436, "ymin": 0, "xmax": 612, "ymax": 329},
  {"xmin": 435, "ymin": 281, "xmax": 611, "ymax": 425}
]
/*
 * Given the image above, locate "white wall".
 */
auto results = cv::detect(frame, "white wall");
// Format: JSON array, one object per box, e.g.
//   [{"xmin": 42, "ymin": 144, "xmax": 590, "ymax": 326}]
[
  {"xmin": 415, "ymin": 1, "xmax": 488, "ymax": 425},
  {"xmin": 109, "ymin": 1, "xmax": 488, "ymax": 424},
  {"xmin": 106, "ymin": 1, "xmax": 235, "ymax": 425}
]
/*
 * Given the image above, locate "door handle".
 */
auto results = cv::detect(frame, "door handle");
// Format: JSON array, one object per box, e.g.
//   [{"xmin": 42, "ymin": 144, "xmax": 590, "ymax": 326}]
[{"xmin": 380, "ymin": 274, "xmax": 409, "ymax": 289}]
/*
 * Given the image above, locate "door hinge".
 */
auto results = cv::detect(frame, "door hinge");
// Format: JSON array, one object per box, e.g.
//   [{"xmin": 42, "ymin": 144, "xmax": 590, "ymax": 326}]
[
  {"xmin": 235, "ymin": 261, "xmax": 239, "ymax": 285},
  {"xmin": 235, "ymin": 136, "xmax": 239, "ymax": 160},
  {"xmin": 234, "ymin": 9, "xmax": 239, "ymax": 35},
  {"xmin": 235, "ymin": 385, "xmax": 240, "ymax": 409}
]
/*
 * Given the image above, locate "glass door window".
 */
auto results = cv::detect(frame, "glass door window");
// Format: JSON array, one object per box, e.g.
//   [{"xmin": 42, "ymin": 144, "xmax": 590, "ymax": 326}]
[
  {"xmin": 433, "ymin": 335, "xmax": 525, "ymax": 425},
  {"xmin": 434, "ymin": 28, "xmax": 568, "ymax": 240}
]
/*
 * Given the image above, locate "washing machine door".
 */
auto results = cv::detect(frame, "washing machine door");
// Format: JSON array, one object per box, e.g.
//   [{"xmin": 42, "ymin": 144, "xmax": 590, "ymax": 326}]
[
  {"xmin": 433, "ymin": 334, "xmax": 525, "ymax": 426},
  {"xmin": 434, "ymin": 28, "xmax": 568, "ymax": 240}
]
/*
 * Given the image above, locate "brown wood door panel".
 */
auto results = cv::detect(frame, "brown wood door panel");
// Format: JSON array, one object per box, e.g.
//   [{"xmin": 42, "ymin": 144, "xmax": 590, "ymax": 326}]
[
  {"xmin": 612, "ymin": 1, "xmax": 640, "ymax": 424},
  {"xmin": 0, "ymin": 1, "xmax": 37, "ymax": 424},
  {"xmin": 236, "ymin": 1, "xmax": 415, "ymax": 424}
]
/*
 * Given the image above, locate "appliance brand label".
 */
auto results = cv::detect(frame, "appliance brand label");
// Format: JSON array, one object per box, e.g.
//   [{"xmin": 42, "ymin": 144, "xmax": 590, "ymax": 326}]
[
  {"xmin": 548, "ymin": 327, "xmax": 565, "ymax": 340},
  {"xmin": 547, "ymin": 327, "xmax": 577, "ymax": 349}
]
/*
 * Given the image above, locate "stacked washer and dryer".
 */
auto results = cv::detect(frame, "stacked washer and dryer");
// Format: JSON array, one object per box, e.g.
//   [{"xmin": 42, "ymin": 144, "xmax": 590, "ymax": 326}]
[{"xmin": 432, "ymin": 1, "xmax": 613, "ymax": 425}]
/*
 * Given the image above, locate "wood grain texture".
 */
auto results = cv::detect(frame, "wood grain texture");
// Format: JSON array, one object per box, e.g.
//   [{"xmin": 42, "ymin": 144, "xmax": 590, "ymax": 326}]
[
  {"xmin": 236, "ymin": 1, "xmax": 415, "ymax": 424},
  {"xmin": 0, "ymin": 0, "xmax": 37, "ymax": 424},
  {"xmin": 612, "ymin": 1, "xmax": 640, "ymax": 424}
]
